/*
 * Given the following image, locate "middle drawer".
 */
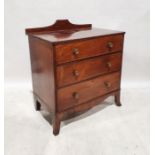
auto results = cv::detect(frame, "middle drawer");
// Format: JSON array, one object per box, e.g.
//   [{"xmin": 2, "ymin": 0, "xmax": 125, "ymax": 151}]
[{"xmin": 56, "ymin": 52, "xmax": 122, "ymax": 87}]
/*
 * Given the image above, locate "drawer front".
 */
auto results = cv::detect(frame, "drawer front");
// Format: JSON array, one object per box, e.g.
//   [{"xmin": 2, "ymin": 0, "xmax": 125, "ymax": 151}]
[
  {"xmin": 57, "ymin": 52, "xmax": 122, "ymax": 87},
  {"xmin": 57, "ymin": 72, "xmax": 120, "ymax": 111},
  {"xmin": 55, "ymin": 34, "xmax": 124, "ymax": 64}
]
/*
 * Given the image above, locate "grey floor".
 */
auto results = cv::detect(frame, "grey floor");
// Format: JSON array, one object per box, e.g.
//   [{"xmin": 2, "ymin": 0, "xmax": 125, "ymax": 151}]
[{"xmin": 5, "ymin": 87, "xmax": 149, "ymax": 155}]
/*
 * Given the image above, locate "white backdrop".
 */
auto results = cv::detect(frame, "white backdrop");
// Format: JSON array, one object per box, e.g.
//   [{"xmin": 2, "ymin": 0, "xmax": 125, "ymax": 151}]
[
  {"xmin": 5, "ymin": 0, "xmax": 149, "ymax": 88},
  {"xmin": 5, "ymin": 1, "xmax": 150, "ymax": 155}
]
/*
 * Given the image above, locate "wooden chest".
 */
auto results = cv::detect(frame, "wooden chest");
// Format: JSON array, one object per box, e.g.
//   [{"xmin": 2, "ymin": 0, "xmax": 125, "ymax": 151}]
[{"xmin": 25, "ymin": 19, "xmax": 125, "ymax": 135}]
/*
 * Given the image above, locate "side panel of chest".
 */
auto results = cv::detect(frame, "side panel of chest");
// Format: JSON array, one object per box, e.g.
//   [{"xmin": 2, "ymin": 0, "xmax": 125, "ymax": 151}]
[{"xmin": 28, "ymin": 36, "xmax": 55, "ymax": 112}]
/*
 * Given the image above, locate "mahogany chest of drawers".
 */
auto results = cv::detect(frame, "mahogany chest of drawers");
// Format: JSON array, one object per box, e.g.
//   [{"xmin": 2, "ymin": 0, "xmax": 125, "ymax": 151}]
[{"xmin": 25, "ymin": 19, "xmax": 125, "ymax": 135}]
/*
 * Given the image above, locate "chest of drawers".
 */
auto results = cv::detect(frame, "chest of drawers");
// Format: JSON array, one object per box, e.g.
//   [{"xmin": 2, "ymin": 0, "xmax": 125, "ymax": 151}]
[{"xmin": 25, "ymin": 19, "xmax": 125, "ymax": 135}]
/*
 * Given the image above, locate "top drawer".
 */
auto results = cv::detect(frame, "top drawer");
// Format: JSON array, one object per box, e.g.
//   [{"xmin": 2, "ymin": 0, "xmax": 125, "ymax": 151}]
[{"xmin": 55, "ymin": 34, "xmax": 124, "ymax": 64}]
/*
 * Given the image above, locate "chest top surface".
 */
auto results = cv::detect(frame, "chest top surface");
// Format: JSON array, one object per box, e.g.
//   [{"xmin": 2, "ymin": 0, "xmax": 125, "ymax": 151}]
[{"xmin": 26, "ymin": 19, "xmax": 125, "ymax": 44}]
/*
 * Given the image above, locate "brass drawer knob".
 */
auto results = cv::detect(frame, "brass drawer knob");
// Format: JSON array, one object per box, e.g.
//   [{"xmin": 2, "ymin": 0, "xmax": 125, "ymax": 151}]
[
  {"xmin": 106, "ymin": 62, "xmax": 112, "ymax": 69},
  {"xmin": 72, "ymin": 92, "xmax": 79, "ymax": 100},
  {"xmin": 107, "ymin": 42, "xmax": 114, "ymax": 48},
  {"xmin": 73, "ymin": 70, "xmax": 80, "ymax": 77},
  {"xmin": 104, "ymin": 82, "xmax": 111, "ymax": 88},
  {"xmin": 72, "ymin": 48, "xmax": 79, "ymax": 56}
]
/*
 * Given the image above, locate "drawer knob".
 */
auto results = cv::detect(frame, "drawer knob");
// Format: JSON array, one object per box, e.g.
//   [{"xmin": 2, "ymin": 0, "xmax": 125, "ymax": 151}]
[
  {"xmin": 73, "ymin": 70, "xmax": 80, "ymax": 77},
  {"xmin": 72, "ymin": 92, "xmax": 79, "ymax": 100},
  {"xmin": 72, "ymin": 48, "xmax": 79, "ymax": 56},
  {"xmin": 104, "ymin": 82, "xmax": 111, "ymax": 88},
  {"xmin": 107, "ymin": 42, "xmax": 114, "ymax": 48},
  {"xmin": 106, "ymin": 62, "xmax": 112, "ymax": 69}
]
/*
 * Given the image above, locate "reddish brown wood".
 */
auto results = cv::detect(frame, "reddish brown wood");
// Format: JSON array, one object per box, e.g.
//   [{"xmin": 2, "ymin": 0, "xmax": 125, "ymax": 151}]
[
  {"xmin": 55, "ymin": 34, "xmax": 124, "ymax": 64},
  {"xmin": 57, "ymin": 52, "xmax": 122, "ymax": 87},
  {"xmin": 31, "ymin": 28, "xmax": 124, "ymax": 44},
  {"xmin": 53, "ymin": 114, "xmax": 61, "ymax": 135},
  {"xmin": 26, "ymin": 19, "xmax": 125, "ymax": 135},
  {"xmin": 115, "ymin": 91, "xmax": 121, "ymax": 106},
  {"xmin": 57, "ymin": 72, "xmax": 121, "ymax": 111},
  {"xmin": 58, "ymin": 90, "xmax": 120, "ymax": 121},
  {"xmin": 26, "ymin": 19, "xmax": 92, "ymax": 35},
  {"xmin": 28, "ymin": 36, "xmax": 55, "ymax": 112}
]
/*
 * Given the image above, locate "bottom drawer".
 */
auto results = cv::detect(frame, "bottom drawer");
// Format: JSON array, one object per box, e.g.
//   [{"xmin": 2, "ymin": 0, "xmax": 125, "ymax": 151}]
[{"xmin": 57, "ymin": 72, "xmax": 121, "ymax": 111}]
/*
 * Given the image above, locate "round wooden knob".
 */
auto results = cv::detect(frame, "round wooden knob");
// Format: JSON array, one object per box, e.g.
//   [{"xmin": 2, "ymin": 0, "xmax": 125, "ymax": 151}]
[
  {"xmin": 72, "ymin": 48, "xmax": 79, "ymax": 56},
  {"xmin": 107, "ymin": 42, "xmax": 114, "ymax": 48},
  {"xmin": 106, "ymin": 62, "xmax": 112, "ymax": 69},
  {"xmin": 72, "ymin": 92, "xmax": 79, "ymax": 100},
  {"xmin": 73, "ymin": 70, "xmax": 79, "ymax": 77},
  {"xmin": 104, "ymin": 82, "xmax": 111, "ymax": 88}
]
